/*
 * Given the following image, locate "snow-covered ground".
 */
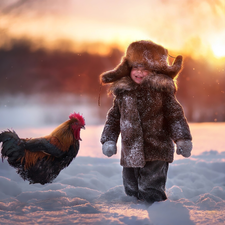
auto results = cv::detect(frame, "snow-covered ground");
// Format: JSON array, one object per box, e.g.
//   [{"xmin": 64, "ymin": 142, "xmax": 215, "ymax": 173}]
[{"xmin": 0, "ymin": 123, "xmax": 225, "ymax": 225}]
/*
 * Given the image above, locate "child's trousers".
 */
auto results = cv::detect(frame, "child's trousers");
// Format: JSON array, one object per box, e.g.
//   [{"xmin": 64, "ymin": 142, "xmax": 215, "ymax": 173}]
[{"xmin": 122, "ymin": 160, "xmax": 169, "ymax": 203}]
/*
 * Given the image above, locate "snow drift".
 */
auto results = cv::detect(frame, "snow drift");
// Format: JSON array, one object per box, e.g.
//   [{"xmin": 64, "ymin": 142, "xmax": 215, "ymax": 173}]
[{"xmin": 0, "ymin": 150, "xmax": 225, "ymax": 225}]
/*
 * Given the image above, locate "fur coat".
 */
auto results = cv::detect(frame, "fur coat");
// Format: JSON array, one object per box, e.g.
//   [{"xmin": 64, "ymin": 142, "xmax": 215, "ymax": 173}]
[{"xmin": 100, "ymin": 74, "xmax": 192, "ymax": 168}]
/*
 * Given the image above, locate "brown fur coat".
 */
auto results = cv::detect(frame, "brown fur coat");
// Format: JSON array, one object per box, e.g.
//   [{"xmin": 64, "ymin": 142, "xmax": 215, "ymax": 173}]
[{"xmin": 101, "ymin": 74, "xmax": 192, "ymax": 167}]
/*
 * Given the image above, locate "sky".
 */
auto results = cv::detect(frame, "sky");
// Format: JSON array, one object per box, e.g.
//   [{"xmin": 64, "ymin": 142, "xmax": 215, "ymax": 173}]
[{"xmin": 0, "ymin": 0, "xmax": 225, "ymax": 61}]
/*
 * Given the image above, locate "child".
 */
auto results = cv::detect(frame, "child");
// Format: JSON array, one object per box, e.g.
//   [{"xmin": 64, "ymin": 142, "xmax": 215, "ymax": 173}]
[{"xmin": 100, "ymin": 40, "xmax": 192, "ymax": 203}]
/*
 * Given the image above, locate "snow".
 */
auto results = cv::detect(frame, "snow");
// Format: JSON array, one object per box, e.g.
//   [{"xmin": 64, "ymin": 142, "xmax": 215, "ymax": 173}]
[
  {"xmin": 0, "ymin": 123, "xmax": 225, "ymax": 225},
  {"xmin": 0, "ymin": 94, "xmax": 104, "ymax": 127}
]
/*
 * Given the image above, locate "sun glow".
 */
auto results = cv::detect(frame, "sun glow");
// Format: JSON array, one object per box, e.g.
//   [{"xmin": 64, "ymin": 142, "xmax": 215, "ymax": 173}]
[
  {"xmin": 211, "ymin": 42, "xmax": 225, "ymax": 58},
  {"xmin": 1, "ymin": 0, "xmax": 225, "ymax": 61},
  {"xmin": 0, "ymin": 14, "xmax": 150, "ymax": 55}
]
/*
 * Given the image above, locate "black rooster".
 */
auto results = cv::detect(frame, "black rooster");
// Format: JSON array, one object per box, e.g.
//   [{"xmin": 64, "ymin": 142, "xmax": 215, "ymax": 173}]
[{"xmin": 0, "ymin": 112, "xmax": 85, "ymax": 184}]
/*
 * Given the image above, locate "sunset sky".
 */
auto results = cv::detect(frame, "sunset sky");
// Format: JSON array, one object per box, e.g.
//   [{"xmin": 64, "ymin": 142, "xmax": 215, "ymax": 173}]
[{"xmin": 0, "ymin": 0, "xmax": 225, "ymax": 61}]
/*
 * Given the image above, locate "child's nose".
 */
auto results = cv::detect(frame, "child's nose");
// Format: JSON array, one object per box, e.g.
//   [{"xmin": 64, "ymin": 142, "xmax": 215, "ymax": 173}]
[{"xmin": 137, "ymin": 68, "xmax": 144, "ymax": 73}]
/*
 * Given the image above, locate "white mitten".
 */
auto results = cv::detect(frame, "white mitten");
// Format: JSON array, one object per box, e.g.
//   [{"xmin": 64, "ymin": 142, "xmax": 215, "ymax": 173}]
[
  {"xmin": 102, "ymin": 141, "xmax": 117, "ymax": 157},
  {"xmin": 176, "ymin": 140, "xmax": 193, "ymax": 158}
]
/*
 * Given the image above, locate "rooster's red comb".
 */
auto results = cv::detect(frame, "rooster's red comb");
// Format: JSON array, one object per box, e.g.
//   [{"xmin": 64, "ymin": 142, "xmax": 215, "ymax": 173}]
[{"xmin": 69, "ymin": 112, "xmax": 85, "ymax": 125}]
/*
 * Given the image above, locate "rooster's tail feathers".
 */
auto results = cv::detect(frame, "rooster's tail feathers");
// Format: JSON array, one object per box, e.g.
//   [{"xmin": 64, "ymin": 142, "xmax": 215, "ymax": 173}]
[
  {"xmin": 0, "ymin": 129, "xmax": 19, "ymax": 141},
  {"xmin": 0, "ymin": 130, "xmax": 25, "ymax": 161}
]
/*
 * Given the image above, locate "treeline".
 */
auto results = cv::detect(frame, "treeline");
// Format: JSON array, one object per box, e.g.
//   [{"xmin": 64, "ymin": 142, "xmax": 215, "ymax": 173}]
[
  {"xmin": 0, "ymin": 40, "xmax": 224, "ymax": 122},
  {"xmin": 178, "ymin": 57, "xmax": 225, "ymax": 122},
  {"xmin": 0, "ymin": 40, "xmax": 121, "ymax": 96}
]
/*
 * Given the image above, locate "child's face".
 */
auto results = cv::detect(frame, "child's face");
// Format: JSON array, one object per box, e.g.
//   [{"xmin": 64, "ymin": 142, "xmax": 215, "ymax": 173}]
[{"xmin": 130, "ymin": 66, "xmax": 150, "ymax": 84}]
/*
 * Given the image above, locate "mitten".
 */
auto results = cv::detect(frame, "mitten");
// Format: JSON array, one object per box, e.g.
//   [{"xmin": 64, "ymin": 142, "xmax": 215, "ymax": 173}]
[
  {"xmin": 176, "ymin": 140, "xmax": 192, "ymax": 158},
  {"xmin": 102, "ymin": 141, "xmax": 117, "ymax": 157}
]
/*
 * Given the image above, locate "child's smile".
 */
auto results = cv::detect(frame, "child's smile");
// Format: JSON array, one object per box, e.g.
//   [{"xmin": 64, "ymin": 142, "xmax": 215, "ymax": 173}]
[
  {"xmin": 134, "ymin": 74, "xmax": 145, "ymax": 83},
  {"xmin": 130, "ymin": 66, "xmax": 150, "ymax": 84}
]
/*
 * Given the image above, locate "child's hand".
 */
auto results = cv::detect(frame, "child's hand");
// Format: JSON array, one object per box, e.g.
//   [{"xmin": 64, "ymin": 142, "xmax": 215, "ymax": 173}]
[
  {"xmin": 176, "ymin": 140, "xmax": 192, "ymax": 158},
  {"xmin": 102, "ymin": 141, "xmax": 117, "ymax": 157}
]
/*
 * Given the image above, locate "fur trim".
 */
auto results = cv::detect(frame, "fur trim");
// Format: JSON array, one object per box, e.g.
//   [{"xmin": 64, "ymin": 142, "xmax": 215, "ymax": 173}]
[
  {"xmin": 100, "ymin": 40, "xmax": 183, "ymax": 84},
  {"xmin": 142, "ymin": 74, "xmax": 177, "ymax": 93},
  {"xmin": 100, "ymin": 57, "xmax": 131, "ymax": 84},
  {"xmin": 110, "ymin": 76, "xmax": 138, "ymax": 94},
  {"xmin": 110, "ymin": 73, "xmax": 176, "ymax": 95}
]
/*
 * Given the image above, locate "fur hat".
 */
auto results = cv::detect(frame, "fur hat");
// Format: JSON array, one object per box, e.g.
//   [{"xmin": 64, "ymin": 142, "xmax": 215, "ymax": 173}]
[{"xmin": 100, "ymin": 40, "xmax": 183, "ymax": 84}]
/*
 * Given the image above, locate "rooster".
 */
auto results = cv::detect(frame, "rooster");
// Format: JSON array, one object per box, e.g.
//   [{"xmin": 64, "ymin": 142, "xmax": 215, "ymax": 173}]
[{"xmin": 0, "ymin": 112, "xmax": 85, "ymax": 185}]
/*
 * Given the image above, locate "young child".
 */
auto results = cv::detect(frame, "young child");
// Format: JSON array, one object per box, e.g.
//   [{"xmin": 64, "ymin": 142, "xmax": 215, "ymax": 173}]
[{"xmin": 100, "ymin": 40, "xmax": 192, "ymax": 204}]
